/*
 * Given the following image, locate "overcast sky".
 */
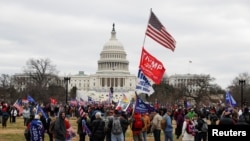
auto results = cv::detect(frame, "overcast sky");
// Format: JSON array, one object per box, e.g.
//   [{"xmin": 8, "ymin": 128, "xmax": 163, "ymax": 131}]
[{"xmin": 0, "ymin": 0, "xmax": 249, "ymax": 89}]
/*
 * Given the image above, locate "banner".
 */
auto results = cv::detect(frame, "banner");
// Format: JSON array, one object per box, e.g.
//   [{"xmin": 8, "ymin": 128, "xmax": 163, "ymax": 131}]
[
  {"xmin": 134, "ymin": 93, "xmax": 155, "ymax": 114},
  {"xmin": 225, "ymin": 91, "xmax": 237, "ymax": 107},
  {"xmin": 139, "ymin": 47, "xmax": 165, "ymax": 84},
  {"xmin": 136, "ymin": 69, "xmax": 155, "ymax": 96}
]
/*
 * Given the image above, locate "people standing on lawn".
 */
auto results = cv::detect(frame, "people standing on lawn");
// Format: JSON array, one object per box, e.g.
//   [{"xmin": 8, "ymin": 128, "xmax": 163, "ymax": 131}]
[
  {"xmin": 108, "ymin": 109, "xmax": 124, "ymax": 141},
  {"xmin": 194, "ymin": 113, "xmax": 208, "ymax": 141},
  {"xmin": 91, "ymin": 111, "xmax": 106, "ymax": 141},
  {"xmin": 1, "ymin": 103, "xmax": 9, "ymax": 128},
  {"xmin": 151, "ymin": 110, "xmax": 162, "ymax": 141},
  {"xmin": 29, "ymin": 114, "xmax": 45, "ymax": 141},
  {"xmin": 10, "ymin": 106, "xmax": 18, "ymax": 123},
  {"xmin": 239, "ymin": 107, "xmax": 250, "ymax": 125},
  {"xmin": 0, "ymin": 103, "xmax": 2, "ymax": 124},
  {"xmin": 174, "ymin": 107, "xmax": 184, "ymax": 139},
  {"xmin": 22, "ymin": 105, "xmax": 30, "ymax": 126},
  {"xmin": 208, "ymin": 109, "xmax": 218, "ymax": 125},
  {"xmin": 218, "ymin": 108, "xmax": 235, "ymax": 125},
  {"xmin": 53, "ymin": 111, "xmax": 70, "ymax": 141},
  {"xmin": 181, "ymin": 115, "xmax": 195, "ymax": 141},
  {"xmin": 130, "ymin": 112, "xmax": 144, "ymax": 141},
  {"xmin": 77, "ymin": 111, "xmax": 91, "ymax": 141},
  {"xmin": 45, "ymin": 115, "xmax": 54, "ymax": 141},
  {"xmin": 141, "ymin": 112, "xmax": 151, "ymax": 141},
  {"xmin": 162, "ymin": 109, "xmax": 174, "ymax": 141},
  {"xmin": 104, "ymin": 110, "xmax": 114, "ymax": 141},
  {"xmin": 24, "ymin": 114, "xmax": 35, "ymax": 141},
  {"xmin": 65, "ymin": 117, "xmax": 76, "ymax": 141},
  {"xmin": 38, "ymin": 111, "xmax": 47, "ymax": 141}
]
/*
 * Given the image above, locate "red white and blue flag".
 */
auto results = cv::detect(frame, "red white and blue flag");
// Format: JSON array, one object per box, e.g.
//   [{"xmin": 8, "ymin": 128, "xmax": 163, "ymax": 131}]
[
  {"xmin": 146, "ymin": 10, "xmax": 176, "ymax": 52},
  {"xmin": 13, "ymin": 99, "xmax": 23, "ymax": 115}
]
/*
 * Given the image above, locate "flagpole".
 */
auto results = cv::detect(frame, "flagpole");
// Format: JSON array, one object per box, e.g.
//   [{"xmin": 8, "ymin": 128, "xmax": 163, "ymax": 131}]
[
  {"xmin": 132, "ymin": 92, "xmax": 137, "ymax": 116},
  {"xmin": 142, "ymin": 8, "xmax": 153, "ymax": 47}
]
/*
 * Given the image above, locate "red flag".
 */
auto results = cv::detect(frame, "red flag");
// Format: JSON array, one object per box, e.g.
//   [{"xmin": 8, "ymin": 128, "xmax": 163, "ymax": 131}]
[
  {"xmin": 146, "ymin": 10, "xmax": 176, "ymax": 52},
  {"xmin": 139, "ymin": 47, "xmax": 165, "ymax": 84},
  {"xmin": 50, "ymin": 98, "xmax": 57, "ymax": 105}
]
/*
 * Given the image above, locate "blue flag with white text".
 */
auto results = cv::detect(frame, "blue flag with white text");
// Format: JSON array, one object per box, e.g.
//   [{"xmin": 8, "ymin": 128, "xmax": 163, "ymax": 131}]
[
  {"xmin": 135, "ymin": 69, "xmax": 155, "ymax": 96},
  {"xmin": 225, "ymin": 91, "xmax": 237, "ymax": 107},
  {"xmin": 134, "ymin": 93, "xmax": 155, "ymax": 114}
]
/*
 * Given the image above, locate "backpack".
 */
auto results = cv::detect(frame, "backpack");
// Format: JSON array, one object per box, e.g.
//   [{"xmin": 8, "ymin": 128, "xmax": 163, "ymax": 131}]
[
  {"xmin": 49, "ymin": 119, "xmax": 56, "ymax": 134},
  {"xmin": 103, "ymin": 117, "xmax": 110, "ymax": 133},
  {"xmin": 133, "ymin": 117, "xmax": 144, "ymax": 130},
  {"xmin": 201, "ymin": 120, "xmax": 208, "ymax": 132},
  {"xmin": 186, "ymin": 122, "xmax": 195, "ymax": 136},
  {"xmin": 111, "ymin": 117, "xmax": 123, "ymax": 135},
  {"xmin": 160, "ymin": 117, "xmax": 167, "ymax": 130}
]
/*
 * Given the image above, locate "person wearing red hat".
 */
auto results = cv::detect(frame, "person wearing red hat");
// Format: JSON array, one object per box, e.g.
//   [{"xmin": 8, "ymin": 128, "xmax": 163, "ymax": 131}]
[{"xmin": 208, "ymin": 109, "xmax": 218, "ymax": 125}]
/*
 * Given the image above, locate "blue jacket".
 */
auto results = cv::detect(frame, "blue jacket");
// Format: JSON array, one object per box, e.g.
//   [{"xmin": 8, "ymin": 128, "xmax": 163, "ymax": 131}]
[{"xmin": 163, "ymin": 114, "xmax": 173, "ymax": 132}]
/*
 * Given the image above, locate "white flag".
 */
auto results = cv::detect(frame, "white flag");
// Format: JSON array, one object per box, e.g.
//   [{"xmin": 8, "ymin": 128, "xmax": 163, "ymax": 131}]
[{"xmin": 135, "ymin": 69, "xmax": 155, "ymax": 96}]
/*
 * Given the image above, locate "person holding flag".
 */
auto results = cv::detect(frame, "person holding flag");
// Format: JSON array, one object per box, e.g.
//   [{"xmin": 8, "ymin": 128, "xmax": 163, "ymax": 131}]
[{"xmin": 77, "ymin": 110, "xmax": 91, "ymax": 141}]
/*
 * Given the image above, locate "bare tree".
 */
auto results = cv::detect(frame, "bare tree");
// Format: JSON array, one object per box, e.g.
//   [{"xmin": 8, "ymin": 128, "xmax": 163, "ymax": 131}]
[
  {"xmin": 23, "ymin": 58, "xmax": 59, "ymax": 88},
  {"xmin": 0, "ymin": 74, "xmax": 11, "ymax": 87},
  {"xmin": 177, "ymin": 74, "xmax": 222, "ymax": 107},
  {"xmin": 22, "ymin": 58, "xmax": 60, "ymax": 101}
]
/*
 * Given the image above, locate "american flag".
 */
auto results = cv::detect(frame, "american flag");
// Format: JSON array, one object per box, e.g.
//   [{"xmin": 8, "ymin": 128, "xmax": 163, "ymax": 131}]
[
  {"xmin": 13, "ymin": 99, "xmax": 23, "ymax": 115},
  {"xmin": 146, "ymin": 10, "xmax": 176, "ymax": 52},
  {"xmin": 70, "ymin": 99, "xmax": 77, "ymax": 106},
  {"xmin": 22, "ymin": 99, "xmax": 29, "ymax": 104},
  {"xmin": 78, "ymin": 98, "xmax": 85, "ymax": 106},
  {"xmin": 78, "ymin": 106, "xmax": 86, "ymax": 117}
]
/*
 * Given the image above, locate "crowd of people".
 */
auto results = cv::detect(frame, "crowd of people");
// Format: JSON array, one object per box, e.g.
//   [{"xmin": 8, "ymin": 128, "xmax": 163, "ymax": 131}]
[{"xmin": 1, "ymin": 100, "xmax": 250, "ymax": 141}]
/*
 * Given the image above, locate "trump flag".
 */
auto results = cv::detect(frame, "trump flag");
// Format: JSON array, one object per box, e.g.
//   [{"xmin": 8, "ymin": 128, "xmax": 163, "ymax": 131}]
[{"xmin": 139, "ymin": 47, "xmax": 165, "ymax": 84}]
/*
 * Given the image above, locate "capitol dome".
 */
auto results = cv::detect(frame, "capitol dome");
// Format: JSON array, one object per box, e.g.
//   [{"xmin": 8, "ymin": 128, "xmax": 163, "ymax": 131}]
[{"xmin": 97, "ymin": 23, "xmax": 130, "ymax": 74}]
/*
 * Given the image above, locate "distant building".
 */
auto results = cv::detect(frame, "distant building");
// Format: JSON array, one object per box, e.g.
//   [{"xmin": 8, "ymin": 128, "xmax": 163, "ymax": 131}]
[{"xmin": 168, "ymin": 74, "xmax": 209, "ymax": 93}]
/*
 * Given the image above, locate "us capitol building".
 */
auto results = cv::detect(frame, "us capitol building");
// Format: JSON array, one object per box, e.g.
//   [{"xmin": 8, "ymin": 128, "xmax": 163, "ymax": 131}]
[
  {"xmin": 12, "ymin": 24, "xmax": 210, "ymax": 103},
  {"xmin": 70, "ymin": 24, "xmax": 137, "ymax": 102}
]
